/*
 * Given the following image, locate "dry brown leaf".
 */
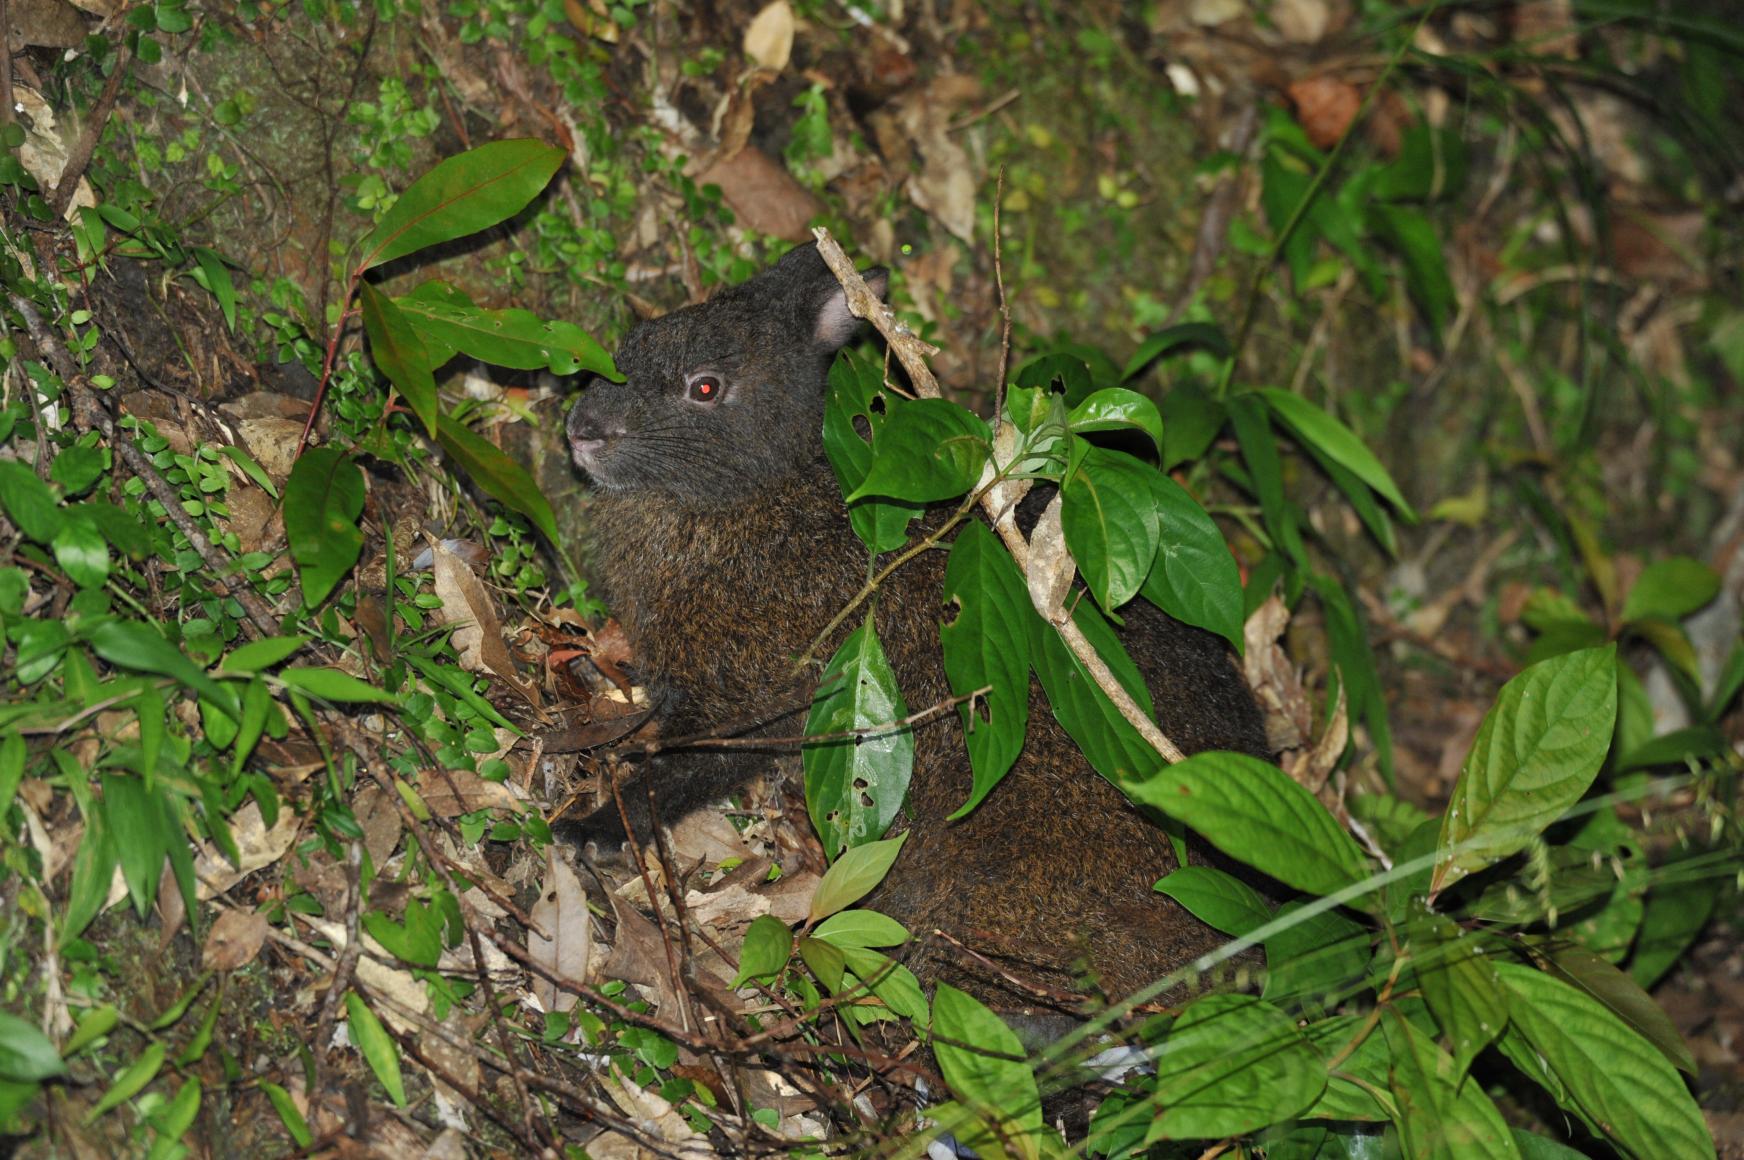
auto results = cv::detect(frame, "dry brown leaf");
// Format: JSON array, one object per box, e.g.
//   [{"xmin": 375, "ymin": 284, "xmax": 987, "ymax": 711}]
[
  {"xmin": 1243, "ymin": 594, "xmax": 1315, "ymax": 755},
  {"xmin": 529, "ymin": 848, "xmax": 594, "ymax": 1013},
  {"xmin": 693, "ymin": 145, "xmax": 823, "ymax": 243},
  {"xmin": 742, "ymin": 0, "xmax": 794, "ymax": 72},
  {"xmin": 193, "ymin": 800, "xmax": 302, "ymax": 899},
  {"xmin": 203, "ymin": 907, "xmax": 269, "ymax": 971},
  {"xmin": 1288, "ymin": 75, "xmax": 1362, "ymax": 150},
  {"xmin": 232, "ymin": 418, "xmax": 305, "ymax": 483},
  {"xmin": 896, "ymin": 78, "xmax": 981, "ymax": 243},
  {"xmin": 1271, "ymin": 0, "xmax": 1332, "ymax": 43},
  {"xmin": 592, "ymin": 1065, "xmax": 714, "ymax": 1159},
  {"xmin": 7, "ymin": 0, "xmax": 88, "ymax": 46},
  {"xmin": 299, "ymin": 916, "xmax": 430, "ymax": 1028},
  {"xmin": 414, "ymin": 769, "xmax": 521, "ymax": 818},
  {"xmin": 13, "ymin": 87, "xmax": 96, "ymax": 215},
  {"xmin": 353, "ymin": 783, "xmax": 405, "ymax": 868},
  {"xmin": 431, "ymin": 539, "xmax": 539, "ymax": 706}
]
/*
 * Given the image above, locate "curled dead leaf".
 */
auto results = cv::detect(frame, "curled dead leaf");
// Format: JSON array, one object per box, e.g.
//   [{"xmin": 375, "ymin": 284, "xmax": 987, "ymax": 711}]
[{"xmin": 742, "ymin": 0, "xmax": 794, "ymax": 72}]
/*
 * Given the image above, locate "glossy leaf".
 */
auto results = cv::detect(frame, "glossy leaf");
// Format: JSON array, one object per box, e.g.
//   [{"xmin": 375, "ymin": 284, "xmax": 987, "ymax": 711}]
[
  {"xmin": 813, "ymin": 909, "xmax": 910, "ymax": 949},
  {"xmin": 435, "ymin": 412, "xmax": 559, "ymax": 543},
  {"xmin": 809, "ymin": 834, "xmax": 908, "ymax": 922},
  {"xmin": 218, "ymin": 635, "xmax": 310, "ymax": 674},
  {"xmin": 1062, "ymin": 442, "xmax": 1160, "ymax": 613},
  {"xmin": 1030, "ymin": 600, "xmax": 1159, "ymax": 784},
  {"xmin": 279, "ymin": 667, "xmax": 397, "ymax": 704},
  {"xmin": 359, "ymin": 281, "xmax": 438, "ymax": 437},
  {"xmin": 1539, "ymin": 940, "xmax": 1695, "ymax": 1076},
  {"xmin": 52, "ymin": 514, "xmax": 109, "ymax": 589},
  {"xmin": 1432, "ymin": 646, "xmax": 1618, "ymax": 894},
  {"xmin": 933, "ymin": 984, "xmax": 1044, "ymax": 1160},
  {"xmin": 283, "ymin": 446, "xmax": 365, "ymax": 610},
  {"xmin": 803, "ymin": 616, "xmax": 912, "ymax": 859},
  {"xmin": 823, "ymin": 347, "xmax": 923, "ymax": 554},
  {"xmin": 1406, "ymin": 900, "xmax": 1503, "ymax": 1084},
  {"xmin": 1259, "ymin": 388, "xmax": 1414, "ymax": 518},
  {"xmin": 848, "ymin": 398, "xmax": 989, "ymax": 504},
  {"xmin": 734, "ymin": 915, "xmax": 793, "ymax": 986},
  {"xmin": 1160, "ymin": 381, "xmax": 1226, "ymax": 471},
  {"xmin": 1153, "ymin": 865, "xmax": 1272, "ymax": 937},
  {"xmin": 0, "ymin": 459, "xmax": 61, "ymax": 543},
  {"xmin": 1383, "ymin": 1009, "xmax": 1520, "ymax": 1159},
  {"xmin": 1120, "ymin": 321, "xmax": 1232, "ymax": 382},
  {"xmin": 1140, "ymin": 471, "xmax": 1244, "ymax": 651},
  {"xmin": 396, "ymin": 285, "xmax": 618, "ymax": 378},
  {"xmin": 1065, "ymin": 387, "xmax": 1165, "ymax": 453},
  {"xmin": 345, "ymin": 993, "xmax": 407, "ymax": 1107},
  {"xmin": 1125, "ymin": 751, "xmax": 1371, "ymax": 898},
  {"xmin": 838, "ymin": 946, "xmax": 929, "ymax": 1026},
  {"xmin": 1145, "ymin": 995, "xmax": 1323, "ymax": 1142},
  {"xmin": 355, "ymin": 138, "xmax": 566, "ymax": 271},
  {"xmin": 940, "ymin": 522, "xmax": 1031, "ymax": 818},
  {"xmin": 1496, "ymin": 962, "xmax": 1714, "ymax": 1160},
  {"xmin": 1261, "ymin": 902, "xmax": 1371, "ymax": 1008}
]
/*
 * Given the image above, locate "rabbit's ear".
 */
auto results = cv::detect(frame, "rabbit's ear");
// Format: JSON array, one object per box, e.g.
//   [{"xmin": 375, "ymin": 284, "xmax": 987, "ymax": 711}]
[{"xmin": 813, "ymin": 265, "xmax": 888, "ymax": 351}]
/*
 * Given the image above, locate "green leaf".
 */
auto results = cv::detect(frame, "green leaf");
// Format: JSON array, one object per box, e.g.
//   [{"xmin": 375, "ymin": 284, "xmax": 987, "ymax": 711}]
[
  {"xmin": 734, "ymin": 915, "xmax": 793, "ymax": 986},
  {"xmin": 1120, "ymin": 321, "xmax": 1232, "ymax": 382},
  {"xmin": 1301, "ymin": 1016, "xmax": 1393, "ymax": 1122},
  {"xmin": 359, "ymin": 281, "xmax": 438, "ymax": 437},
  {"xmin": 838, "ymin": 946, "xmax": 929, "ymax": 1026},
  {"xmin": 50, "ymin": 442, "xmax": 107, "ymax": 497},
  {"xmin": 847, "ymin": 398, "xmax": 989, "ymax": 504},
  {"xmin": 813, "ymin": 909, "xmax": 910, "ymax": 949},
  {"xmin": 278, "ymin": 667, "xmax": 397, "ymax": 704},
  {"xmin": 396, "ymin": 286, "xmax": 618, "ymax": 378},
  {"xmin": 1140, "ymin": 472, "xmax": 1244, "ymax": 650},
  {"xmin": 218, "ymin": 635, "xmax": 310, "ymax": 674},
  {"xmin": 217, "ymin": 444, "xmax": 279, "ymax": 500},
  {"xmin": 1160, "ymin": 381, "xmax": 1226, "ymax": 471},
  {"xmin": 1383, "ymin": 1009, "xmax": 1521, "ymax": 1159},
  {"xmin": 1029, "ymin": 600, "xmax": 1159, "ymax": 784},
  {"xmin": 52, "ymin": 514, "xmax": 109, "ymax": 589},
  {"xmin": 940, "ymin": 522, "xmax": 1031, "ymax": 818},
  {"xmin": 355, "ymin": 139, "xmax": 566, "ymax": 271},
  {"xmin": 1371, "ymin": 204, "xmax": 1455, "ymax": 334},
  {"xmin": 1258, "ymin": 388, "xmax": 1415, "ymax": 518},
  {"xmin": 1432, "ymin": 646, "xmax": 1618, "ymax": 894},
  {"xmin": 803, "ymin": 616, "xmax": 913, "ymax": 859},
  {"xmin": 84, "ymin": 1040, "xmax": 166, "ymax": 1124},
  {"xmin": 192, "ymin": 247, "xmax": 236, "ymax": 332},
  {"xmin": 74, "ymin": 500, "xmax": 151, "ymax": 558},
  {"xmin": 1496, "ymin": 962, "xmax": 1714, "ymax": 1160},
  {"xmin": 1630, "ymin": 876, "xmax": 1719, "ymax": 989},
  {"xmin": 101, "ymin": 772, "xmax": 169, "ymax": 917},
  {"xmin": 797, "ymin": 936, "xmax": 846, "ymax": 992},
  {"xmin": 932, "ymin": 984, "xmax": 1044, "ymax": 1159},
  {"xmin": 1154, "ymin": 865, "xmax": 1273, "ymax": 937},
  {"xmin": 261, "ymin": 1081, "xmax": 312, "ymax": 1148},
  {"xmin": 1538, "ymin": 940, "xmax": 1695, "ymax": 1076},
  {"xmin": 283, "ymin": 446, "xmax": 365, "ymax": 610},
  {"xmin": 0, "ymin": 1012, "xmax": 66, "ymax": 1082},
  {"xmin": 1228, "ymin": 392, "xmax": 1306, "ymax": 569},
  {"xmin": 1621, "ymin": 556, "xmax": 1721, "ymax": 625},
  {"xmin": 435, "ymin": 413, "xmax": 559, "ymax": 544},
  {"xmin": 822, "ymin": 347, "xmax": 922, "ymax": 554},
  {"xmin": 1145, "ymin": 994, "xmax": 1323, "ymax": 1142},
  {"xmin": 0, "ymin": 458, "xmax": 62, "ymax": 543},
  {"xmin": 1406, "ymin": 901, "xmax": 1504, "ymax": 1084},
  {"xmin": 1062, "ymin": 443, "xmax": 1160, "ymax": 613},
  {"xmin": 148, "ymin": 1077, "xmax": 202, "ymax": 1145},
  {"xmin": 62, "ymin": 1005, "xmax": 119, "ymax": 1058},
  {"xmin": 344, "ymin": 993, "xmax": 407, "ymax": 1107},
  {"xmin": 1065, "ymin": 388, "xmax": 1165, "ymax": 453},
  {"xmin": 809, "ymin": 834, "xmax": 908, "ymax": 922},
  {"xmin": 1125, "ymin": 751, "xmax": 1371, "ymax": 898},
  {"xmin": 1261, "ymin": 901, "xmax": 1371, "ymax": 1009},
  {"xmin": 84, "ymin": 619, "xmax": 233, "ymax": 715}
]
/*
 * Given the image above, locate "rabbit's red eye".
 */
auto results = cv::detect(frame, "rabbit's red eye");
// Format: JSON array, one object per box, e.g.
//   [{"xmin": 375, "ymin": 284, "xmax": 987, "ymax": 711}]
[{"xmin": 687, "ymin": 374, "xmax": 723, "ymax": 403}]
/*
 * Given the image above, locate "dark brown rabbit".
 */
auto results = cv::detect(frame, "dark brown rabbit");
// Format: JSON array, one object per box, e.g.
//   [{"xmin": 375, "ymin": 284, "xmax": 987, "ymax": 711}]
[{"xmin": 558, "ymin": 242, "xmax": 1269, "ymax": 1026}]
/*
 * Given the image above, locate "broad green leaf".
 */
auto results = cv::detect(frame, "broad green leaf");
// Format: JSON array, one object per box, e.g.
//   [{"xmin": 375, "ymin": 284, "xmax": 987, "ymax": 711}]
[
  {"xmin": 61, "ymin": 801, "xmax": 114, "ymax": 944},
  {"xmin": 1065, "ymin": 388, "xmax": 1165, "ymax": 453},
  {"xmin": 813, "ymin": 909, "xmax": 910, "ymax": 949},
  {"xmin": 1371, "ymin": 204, "xmax": 1455, "ymax": 334},
  {"xmin": 940, "ymin": 522, "xmax": 1031, "ymax": 818},
  {"xmin": 1406, "ymin": 901, "xmax": 1503, "ymax": 1084},
  {"xmin": 1432, "ymin": 646, "xmax": 1618, "ymax": 894},
  {"xmin": 1630, "ymin": 876, "xmax": 1719, "ymax": 989},
  {"xmin": 435, "ymin": 412, "xmax": 559, "ymax": 544},
  {"xmin": 1261, "ymin": 901, "xmax": 1371, "ymax": 1009},
  {"xmin": 1538, "ymin": 940, "xmax": 1695, "ymax": 1076},
  {"xmin": 52, "ymin": 514, "xmax": 109, "ymax": 589},
  {"xmin": 1259, "ymin": 388, "xmax": 1414, "ymax": 518},
  {"xmin": 355, "ymin": 138, "xmax": 566, "ymax": 271},
  {"xmin": 838, "ymin": 946, "xmax": 929, "ymax": 1026},
  {"xmin": 84, "ymin": 1040, "xmax": 166, "ymax": 1124},
  {"xmin": 261, "ymin": 1081, "xmax": 312, "ymax": 1148},
  {"xmin": 1496, "ymin": 962, "xmax": 1714, "ymax": 1160},
  {"xmin": 1121, "ymin": 321, "xmax": 1232, "ymax": 382},
  {"xmin": 218, "ymin": 635, "xmax": 309, "ymax": 674},
  {"xmin": 933, "ymin": 984, "xmax": 1044, "ymax": 1160},
  {"xmin": 0, "ymin": 1012, "xmax": 66, "ymax": 1081},
  {"xmin": 803, "ymin": 617, "xmax": 912, "ymax": 859},
  {"xmin": 0, "ymin": 458, "xmax": 62, "ymax": 543},
  {"xmin": 84, "ymin": 619, "xmax": 233, "ymax": 715},
  {"xmin": 1140, "ymin": 472, "xmax": 1244, "ymax": 650},
  {"xmin": 192, "ymin": 246, "xmax": 236, "ymax": 331},
  {"xmin": 1125, "ymin": 751, "xmax": 1371, "ymax": 898},
  {"xmin": 1062, "ymin": 442, "xmax": 1160, "ymax": 614},
  {"xmin": 1621, "ymin": 556, "xmax": 1721, "ymax": 625},
  {"xmin": 50, "ymin": 442, "xmax": 106, "ymax": 496},
  {"xmin": 75, "ymin": 499, "xmax": 151, "ymax": 558},
  {"xmin": 345, "ymin": 993, "xmax": 407, "ymax": 1107},
  {"xmin": 1160, "ymin": 381, "xmax": 1226, "ymax": 471},
  {"xmin": 734, "ymin": 915, "xmax": 793, "ymax": 986},
  {"xmin": 283, "ymin": 446, "xmax": 365, "ymax": 610},
  {"xmin": 1012, "ymin": 352, "xmax": 1094, "ymax": 404},
  {"xmin": 847, "ymin": 398, "xmax": 989, "ymax": 504},
  {"xmin": 101, "ymin": 772, "xmax": 170, "ymax": 918},
  {"xmin": 1383, "ymin": 1009, "xmax": 1520, "ymax": 1159},
  {"xmin": 279, "ymin": 667, "xmax": 397, "ymax": 704},
  {"xmin": 1145, "ymin": 994, "xmax": 1323, "ymax": 1142},
  {"xmin": 359, "ymin": 281, "xmax": 438, "ymax": 437},
  {"xmin": 809, "ymin": 833, "xmax": 908, "ymax": 922},
  {"xmin": 1153, "ymin": 865, "xmax": 1272, "ymax": 937},
  {"xmin": 395, "ymin": 288, "xmax": 618, "ymax": 379},
  {"xmin": 1029, "ymin": 600, "xmax": 1159, "ymax": 784},
  {"xmin": 822, "ymin": 347, "xmax": 922, "ymax": 554},
  {"xmin": 1301, "ymin": 1016, "xmax": 1393, "ymax": 1122},
  {"xmin": 797, "ymin": 936, "xmax": 846, "ymax": 992}
]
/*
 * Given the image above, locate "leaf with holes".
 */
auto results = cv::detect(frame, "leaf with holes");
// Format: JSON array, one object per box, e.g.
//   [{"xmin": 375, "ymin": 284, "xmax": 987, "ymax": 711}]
[
  {"xmin": 804, "ymin": 617, "xmax": 912, "ymax": 860},
  {"xmin": 939, "ymin": 522, "xmax": 1031, "ymax": 819}
]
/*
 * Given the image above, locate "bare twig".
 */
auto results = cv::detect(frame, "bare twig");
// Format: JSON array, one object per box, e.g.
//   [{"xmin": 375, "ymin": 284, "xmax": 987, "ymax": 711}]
[{"xmin": 48, "ymin": 41, "xmax": 133, "ymax": 218}]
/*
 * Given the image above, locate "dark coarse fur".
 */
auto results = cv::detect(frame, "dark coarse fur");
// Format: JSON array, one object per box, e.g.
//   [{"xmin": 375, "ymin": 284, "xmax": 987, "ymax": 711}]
[{"xmin": 559, "ymin": 243, "xmax": 1270, "ymax": 1018}]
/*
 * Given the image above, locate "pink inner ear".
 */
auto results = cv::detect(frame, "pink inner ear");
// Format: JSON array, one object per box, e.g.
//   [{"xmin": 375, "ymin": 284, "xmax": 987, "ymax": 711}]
[{"xmin": 814, "ymin": 269, "xmax": 889, "ymax": 349}]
